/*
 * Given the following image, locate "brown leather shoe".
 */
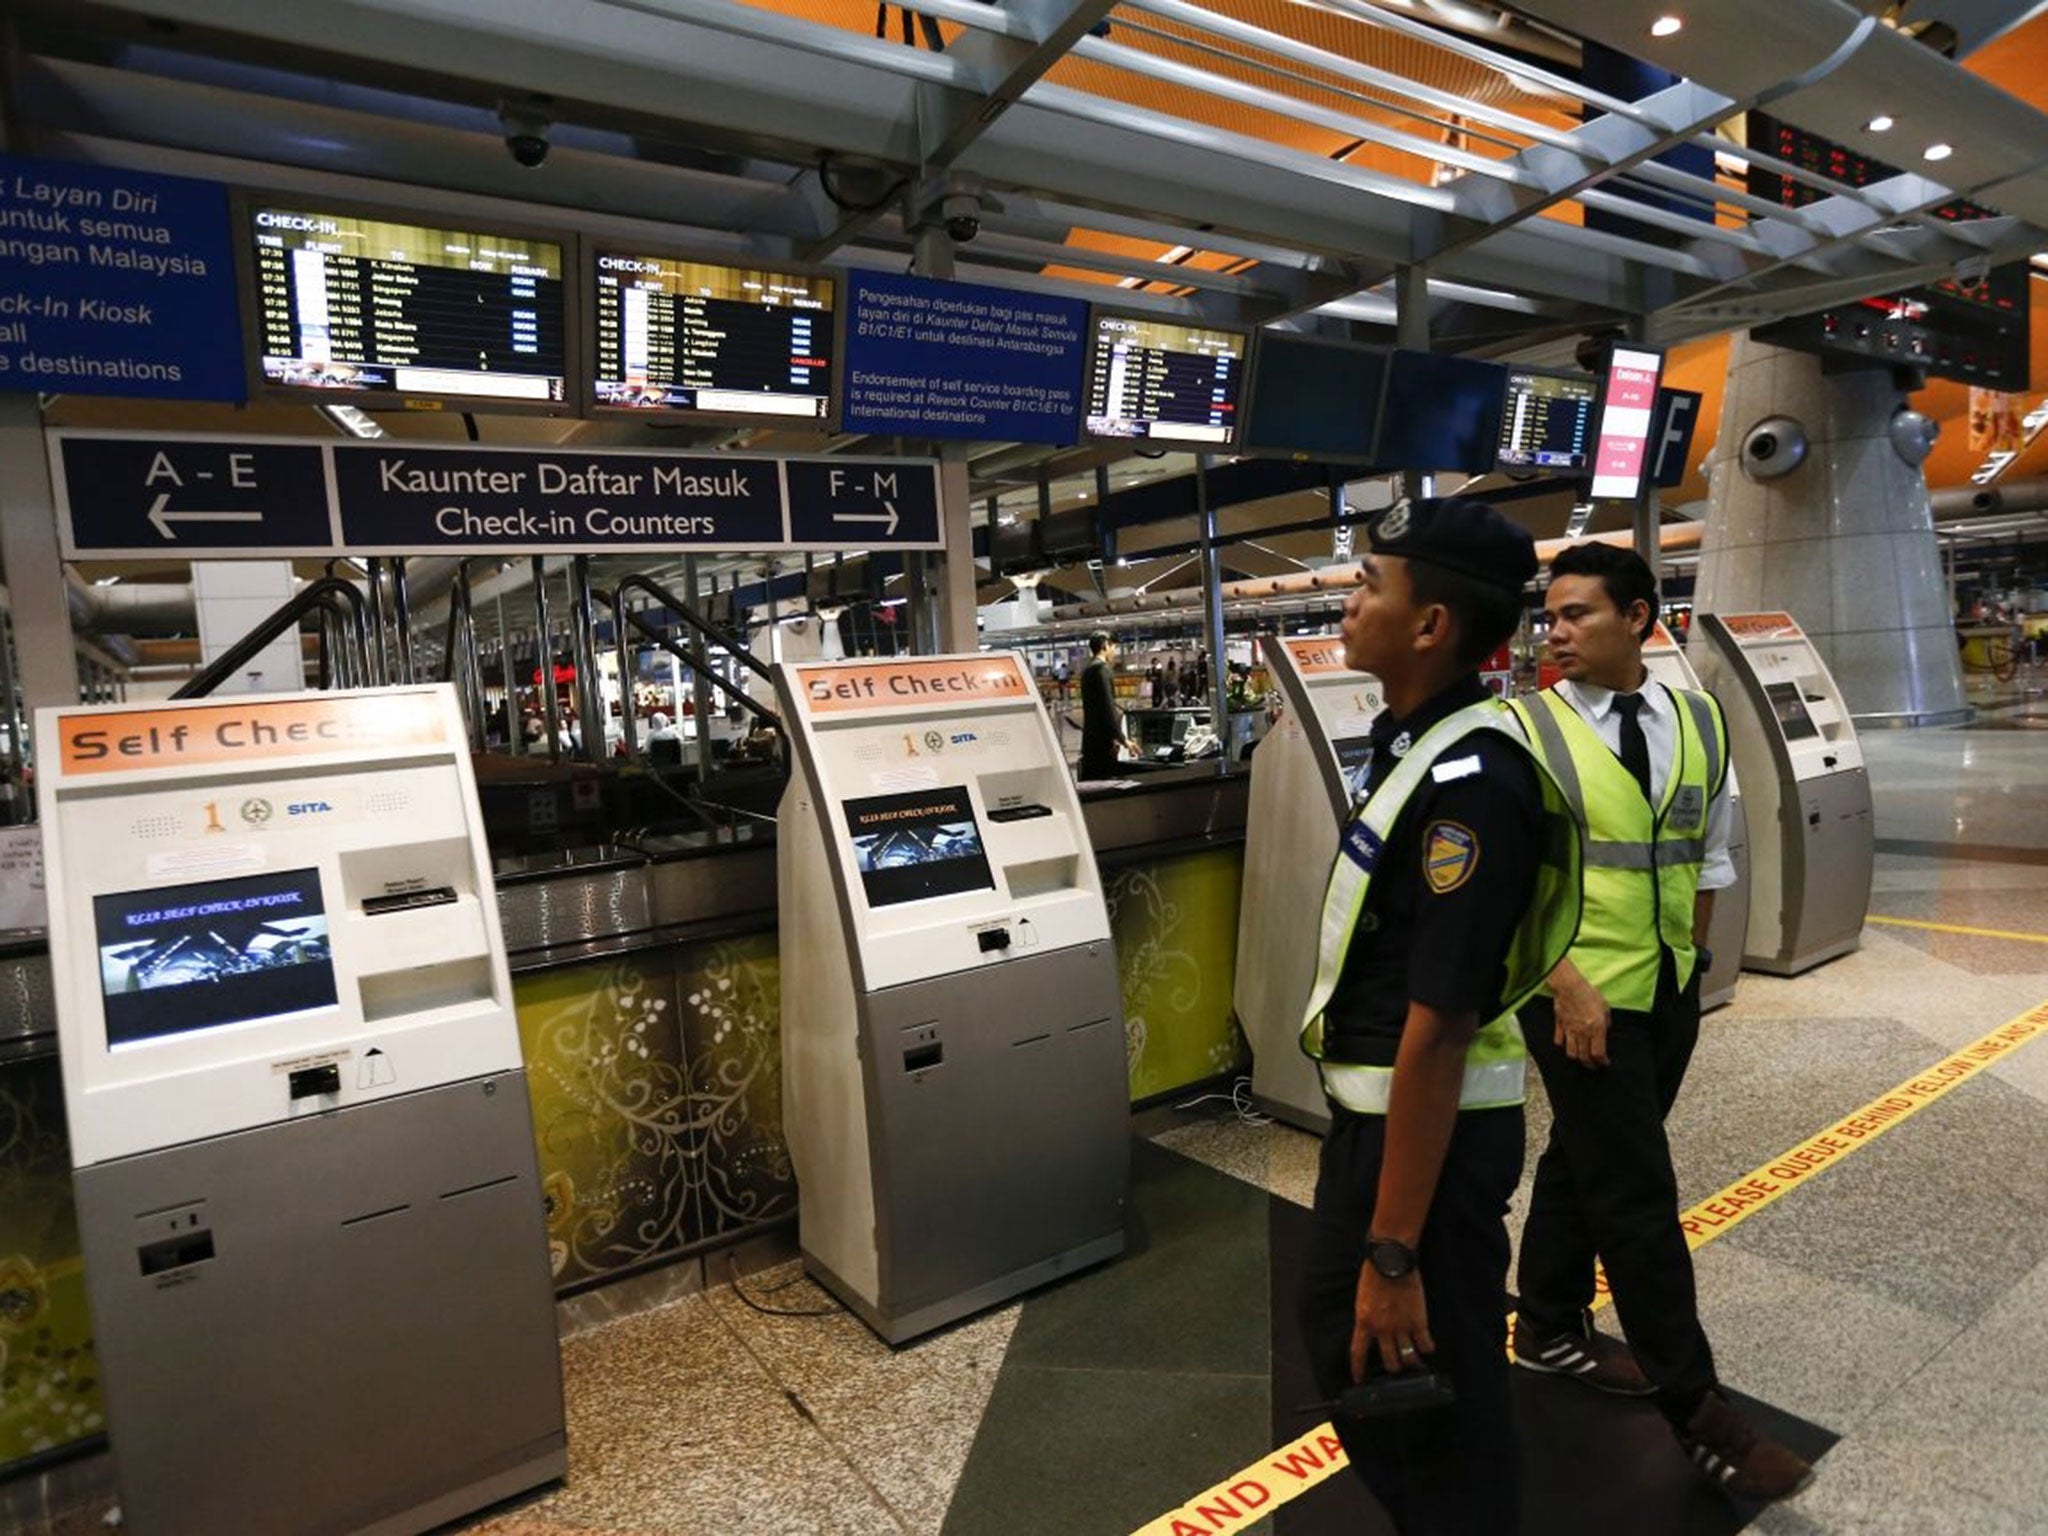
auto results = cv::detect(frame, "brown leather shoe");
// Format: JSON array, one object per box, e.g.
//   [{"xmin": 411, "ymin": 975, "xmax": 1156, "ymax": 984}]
[
  {"xmin": 1511, "ymin": 1312, "xmax": 1656, "ymax": 1397},
  {"xmin": 1676, "ymin": 1391, "xmax": 1816, "ymax": 1502}
]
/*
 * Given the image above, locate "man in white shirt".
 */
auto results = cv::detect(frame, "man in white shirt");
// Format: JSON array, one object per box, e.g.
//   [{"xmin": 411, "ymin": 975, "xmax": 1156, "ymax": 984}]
[{"xmin": 1508, "ymin": 543, "xmax": 1812, "ymax": 1504}]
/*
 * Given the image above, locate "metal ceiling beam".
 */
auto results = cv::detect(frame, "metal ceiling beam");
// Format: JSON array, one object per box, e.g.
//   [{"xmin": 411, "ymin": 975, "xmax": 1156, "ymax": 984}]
[{"xmin": 793, "ymin": 0, "xmax": 1122, "ymax": 263}]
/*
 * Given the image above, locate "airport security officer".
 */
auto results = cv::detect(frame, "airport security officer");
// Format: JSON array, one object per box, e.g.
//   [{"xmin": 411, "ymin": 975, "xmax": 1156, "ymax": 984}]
[
  {"xmin": 1508, "ymin": 542, "xmax": 1812, "ymax": 1502},
  {"xmin": 1299, "ymin": 498, "xmax": 1581, "ymax": 1534}
]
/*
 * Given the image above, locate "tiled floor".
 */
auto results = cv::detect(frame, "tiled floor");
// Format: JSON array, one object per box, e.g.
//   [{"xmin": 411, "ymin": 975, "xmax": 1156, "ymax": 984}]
[{"xmin": 15, "ymin": 715, "xmax": 2048, "ymax": 1535}]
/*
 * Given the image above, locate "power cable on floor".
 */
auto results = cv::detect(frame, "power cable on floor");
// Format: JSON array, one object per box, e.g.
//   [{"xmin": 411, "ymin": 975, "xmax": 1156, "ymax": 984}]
[
  {"xmin": 726, "ymin": 1250, "xmax": 843, "ymax": 1318},
  {"xmin": 1170, "ymin": 1075, "xmax": 1273, "ymax": 1127}
]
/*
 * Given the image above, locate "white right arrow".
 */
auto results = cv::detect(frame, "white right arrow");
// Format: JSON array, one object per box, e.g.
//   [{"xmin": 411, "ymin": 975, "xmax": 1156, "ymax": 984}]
[
  {"xmin": 147, "ymin": 493, "xmax": 264, "ymax": 541},
  {"xmin": 830, "ymin": 500, "xmax": 900, "ymax": 536}
]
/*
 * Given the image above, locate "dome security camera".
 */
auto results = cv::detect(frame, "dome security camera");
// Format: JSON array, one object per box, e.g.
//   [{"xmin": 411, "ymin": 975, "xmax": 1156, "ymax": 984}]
[
  {"xmin": 1740, "ymin": 415, "xmax": 1809, "ymax": 482},
  {"xmin": 498, "ymin": 104, "xmax": 551, "ymax": 169},
  {"xmin": 939, "ymin": 192, "xmax": 981, "ymax": 245}
]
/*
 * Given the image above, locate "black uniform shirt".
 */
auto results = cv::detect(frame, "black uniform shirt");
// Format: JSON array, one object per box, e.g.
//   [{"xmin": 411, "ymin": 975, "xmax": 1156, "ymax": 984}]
[{"xmin": 1320, "ymin": 676, "xmax": 1545, "ymax": 1063}]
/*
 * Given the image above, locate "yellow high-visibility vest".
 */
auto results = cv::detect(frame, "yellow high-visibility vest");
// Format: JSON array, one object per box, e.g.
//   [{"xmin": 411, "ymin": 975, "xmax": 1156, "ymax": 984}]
[{"xmin": 1511, "ymin": 685, "xmax": 1727, "ymax": 1012}]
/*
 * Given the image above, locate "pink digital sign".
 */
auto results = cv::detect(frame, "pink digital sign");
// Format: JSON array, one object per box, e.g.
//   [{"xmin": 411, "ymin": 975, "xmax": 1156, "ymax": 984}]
[{"xmin": 1589, "ymin": 346, "xmax": 1664, "ymax": 501}]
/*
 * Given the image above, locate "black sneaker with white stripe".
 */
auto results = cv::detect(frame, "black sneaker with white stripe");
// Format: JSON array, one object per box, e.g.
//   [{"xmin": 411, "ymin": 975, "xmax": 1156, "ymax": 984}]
[
  {"xmin": 1676, "ymin": 1390, "xmax": 1816, "ymax": 1502},
  {"xmin": 1510, "ymin": 1311, "xmax": 1657, "ymax": 1396}
]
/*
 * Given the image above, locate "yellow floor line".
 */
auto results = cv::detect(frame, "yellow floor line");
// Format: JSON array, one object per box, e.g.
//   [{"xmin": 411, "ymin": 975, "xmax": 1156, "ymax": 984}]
[
  {"xmin": 1868, "ymin": 914, "xmax": 2048, "ymax": 945},
  {"xmin": 1130, "ymin": 995, "xmax": 2048, "ymax": 1536}
]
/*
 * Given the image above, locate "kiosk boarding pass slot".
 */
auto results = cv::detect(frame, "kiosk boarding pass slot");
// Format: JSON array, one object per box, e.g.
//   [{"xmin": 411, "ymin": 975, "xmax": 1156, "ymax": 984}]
[
  {"xmin": 38, "ymin": 687, "xmax": 517, "ymax": 1167},
  {"xmin": 779, "ymin": 655, "xmax": 1104, "ymax": 992}
]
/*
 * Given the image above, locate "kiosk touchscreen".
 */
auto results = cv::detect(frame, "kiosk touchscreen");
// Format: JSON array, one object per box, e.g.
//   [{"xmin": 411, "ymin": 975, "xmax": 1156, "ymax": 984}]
[
  {"xmin": 1693, "ymin": 613, "xmax": 1875, "ymax": 975},
  {"xmin": 1640, "ymin": 623, "xmax": 1750, "ymax": 1012},
  {"xmin": 1235, "ymin": 634, "xmax": 1386, "ymax": 1132},
  {"xmin": 38, "ymin": 687, "xmax": 564, "ymax": 1536},
  {"xmin": 776, "ymin": 654, "xmax": 1128, "ymax": 1343}
]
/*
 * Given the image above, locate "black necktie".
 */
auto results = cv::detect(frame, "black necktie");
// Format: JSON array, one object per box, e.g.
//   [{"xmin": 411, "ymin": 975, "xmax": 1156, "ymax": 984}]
[{"xmin": 1613, "ymin": 692, "xmax": 1652, "ymax": 804}]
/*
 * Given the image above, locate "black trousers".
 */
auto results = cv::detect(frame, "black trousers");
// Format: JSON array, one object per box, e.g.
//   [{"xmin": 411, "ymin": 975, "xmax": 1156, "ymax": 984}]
[
  {"xmin": 1302, "ymin": 1105, "xmax": 1525, "ymax": 1535},
  {"xmin": 1517, "ymin": 953, "xmax": 1717, "ymax": 1424}
]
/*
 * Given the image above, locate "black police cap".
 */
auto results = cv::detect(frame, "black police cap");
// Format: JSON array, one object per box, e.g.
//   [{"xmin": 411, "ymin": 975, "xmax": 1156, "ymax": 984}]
[{"xmin": 1366, "ymin": 496, "xmax": 1536, "ymax": 595}]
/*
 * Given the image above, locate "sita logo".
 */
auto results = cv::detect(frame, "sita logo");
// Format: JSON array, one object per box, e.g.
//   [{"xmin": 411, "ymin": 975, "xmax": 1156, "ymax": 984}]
[{"xmin": 287, "ymin": 801, "xmax": 335, "ymax": 817}]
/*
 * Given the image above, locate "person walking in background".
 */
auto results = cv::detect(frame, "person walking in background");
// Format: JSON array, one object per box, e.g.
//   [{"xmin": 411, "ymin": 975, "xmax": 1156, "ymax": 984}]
[{"xmin": 1509, "ymin": 542, "xmax": 1812, "ymax": 1504}]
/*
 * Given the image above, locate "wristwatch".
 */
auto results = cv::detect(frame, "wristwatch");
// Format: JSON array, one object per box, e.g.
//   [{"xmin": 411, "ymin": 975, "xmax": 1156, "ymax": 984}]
[{"xmin": 1365, "ymin": 1236, "xmax": 1418, "ymax": 1280}]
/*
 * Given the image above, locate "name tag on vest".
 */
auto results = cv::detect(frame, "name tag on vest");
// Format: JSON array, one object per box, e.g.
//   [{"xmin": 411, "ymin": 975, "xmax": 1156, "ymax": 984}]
[
  {"xmin": 1671, "ymin": 784, "xmax": 1704, "ymax": 831},
  {"xmin": 1342, "ymin": 818, "xmax": 1383, "ymax": 872}
]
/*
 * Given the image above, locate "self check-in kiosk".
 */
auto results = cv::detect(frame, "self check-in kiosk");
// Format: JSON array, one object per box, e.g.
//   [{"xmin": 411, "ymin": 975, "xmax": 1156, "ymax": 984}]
[
  {"xmin": 1693, "ymin": 613, "xmax": 1875, "ymax": 975},
  {"xmin": 776, "ymin": 654, "xmax": 1128, "ymax": 1344},
  {"xmin": 1641, "ymin": 623, "xmax": 1750, "ymax": 1012},
  {"xmin": 1235, "ymin": 635, "xmax": 1386, "ymax": 1133},
  {"xmin": 38, "ymin": 687, "xmax": 565, "ymax": 1536}
]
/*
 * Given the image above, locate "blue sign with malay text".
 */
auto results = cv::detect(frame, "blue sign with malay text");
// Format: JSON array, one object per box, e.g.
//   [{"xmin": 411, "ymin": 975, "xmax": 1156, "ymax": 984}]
[
  {"xmin": 0, "ymin": 154, "xmax": 244, "ymax": 402},
  {"xmin": 842, "ymin": 271, "xmax": 1085, "ymax": 445}
]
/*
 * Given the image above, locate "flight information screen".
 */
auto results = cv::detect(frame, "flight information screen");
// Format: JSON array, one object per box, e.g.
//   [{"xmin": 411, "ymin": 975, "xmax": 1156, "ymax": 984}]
[
  {"xmin": 1498, "ymin": 367, "xmax": 1597, "ymax": 472},
  {"xmin": 593, "ymin": 253, "xmax": 834, "ymax": 420},
  {"xmin": 1085, "ymin": 313, "xmax": 1245, "ymax": 445},
  {"xmin": 249, "ymin": 203, "xmax": 567, "ymax": 405}
]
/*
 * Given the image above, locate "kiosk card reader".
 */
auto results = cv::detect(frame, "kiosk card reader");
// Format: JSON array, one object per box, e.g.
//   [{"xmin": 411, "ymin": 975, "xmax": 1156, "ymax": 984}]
[
  {"xmin": 38, "ymin": 687, "xmax": 565, "ymax": 1536},
  {"xmin": 1641, "ymin": 623, "xmax": 1750, "ymax": 1012},
  {"xmin": 1235, "ymin": 635, "xmax": 1386, "ymax": 1132},
  {"xmin": 1693, "ymin": 613, "xmax": 1874, "ymax": 975},
  {"xmin": 776, "ymin": 654, "xmax": 1128, "ymax": 1344}
]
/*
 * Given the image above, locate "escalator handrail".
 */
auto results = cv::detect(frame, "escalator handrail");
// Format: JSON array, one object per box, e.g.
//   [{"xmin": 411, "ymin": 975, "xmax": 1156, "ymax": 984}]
[{"xmin": 613, "ymin": 574, "xmax": 775, "ymax": 687}]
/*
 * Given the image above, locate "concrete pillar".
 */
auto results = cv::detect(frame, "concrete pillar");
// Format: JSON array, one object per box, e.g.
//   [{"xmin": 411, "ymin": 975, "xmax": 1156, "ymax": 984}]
[
  {"xmin": 192, "ymin": 562, "xmax": 305, "ymax": 696},
  {"xmin": 1696, "ymin": 336, "xmax": 1966, "ymax": 727}
]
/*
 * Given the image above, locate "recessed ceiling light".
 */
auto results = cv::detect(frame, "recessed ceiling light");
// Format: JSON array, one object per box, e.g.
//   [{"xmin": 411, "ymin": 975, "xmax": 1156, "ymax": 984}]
[
  {"xmin": 1866, "ymin": 114, "xmax": 1895, "ymax": 133},
  {"xmin": 1650, "ymin": 15, "xmax": 1683, "ymax": 36},
  {"xmin": 1925, "ymin": 142, "xmax": 1954, "ymax": 161}
]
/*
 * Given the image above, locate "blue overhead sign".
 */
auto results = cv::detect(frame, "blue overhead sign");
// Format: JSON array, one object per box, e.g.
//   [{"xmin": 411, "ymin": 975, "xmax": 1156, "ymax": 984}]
[
  {"xmin": 785, "ymin": 459, "xmax": 940, "ymax": 548},
  {"xmin": 842, "ymin": 271, "xmax": 1085, "ymax": 444},
  {"xmin": 51, "ymin": 432, "xmax": 946, "ymax": 557},
  {"xmin": 0, "ymin": 154, "xmax": 244, "ymax": 402},
  {"xmin": 332, "ymin": 445, "xmax": 790, "ymax": 552},
  {"xmin": 53, "ymin": 435, "xmax": 332, "ymax": 556}
]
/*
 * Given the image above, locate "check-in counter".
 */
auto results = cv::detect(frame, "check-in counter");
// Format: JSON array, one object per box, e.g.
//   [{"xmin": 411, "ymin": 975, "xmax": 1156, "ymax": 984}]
[{"xmin": 0, "ymin": 760, "xmax": 1250, "ymax": 1478}]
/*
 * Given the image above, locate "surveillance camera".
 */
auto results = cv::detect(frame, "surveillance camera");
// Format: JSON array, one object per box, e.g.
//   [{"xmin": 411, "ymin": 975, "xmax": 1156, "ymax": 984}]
[
  {"xmin": 1739, "ymin": 415, "xmax": 1808, "ymax": 482},
  {"xmin": 940, "ymin": 193, "xmax": 981, "ymax": 244},
  {"xmin": 498, "ymin": 104, "xmax": 551, "ymax": 169}
]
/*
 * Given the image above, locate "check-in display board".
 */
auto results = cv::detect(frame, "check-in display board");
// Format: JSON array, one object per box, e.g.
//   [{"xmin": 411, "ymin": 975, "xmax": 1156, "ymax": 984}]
[
  {"xmin": 591, "ymin": 250, "xmax": 834, "ymax": 424},
  {"xmin": 1498, "ymin": 365, "xmax": 1596, "ymax": 472},
  {"xmin": 242, "ymin": 197, "xmax": 572, "ymax": 412},
  {"xmin": 1084, "ymin": 310, "xmax": 1247, "ymax": 445}
]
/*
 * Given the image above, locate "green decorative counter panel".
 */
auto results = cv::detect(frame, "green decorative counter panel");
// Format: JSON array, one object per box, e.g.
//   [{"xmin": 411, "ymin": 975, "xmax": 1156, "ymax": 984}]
[
  {"xmin": 0, "ymin": 1057, "xmax": 103, "ymax": 1475},
  {"xmin": 516, "ymin": 932, "xmax": 793, "ymax": 1291},
  {"xmin": 1106, "ymin": 844, "xmax": 1249, "ymax": 1102}
]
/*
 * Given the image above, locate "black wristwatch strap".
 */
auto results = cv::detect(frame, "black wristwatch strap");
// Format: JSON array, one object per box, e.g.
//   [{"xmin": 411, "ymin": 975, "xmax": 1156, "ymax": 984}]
[{"xmin": 1366, "ymin": 1235, "xmax": 1418, "ymax": 1280}]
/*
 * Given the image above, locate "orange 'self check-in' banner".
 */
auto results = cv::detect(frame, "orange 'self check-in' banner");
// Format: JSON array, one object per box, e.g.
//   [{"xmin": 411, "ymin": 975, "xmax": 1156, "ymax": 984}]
[
  {"xmin": 1720, "ymin": 611, "xmax": 1803, "ymax": 640},
  {"xmin": 56, "ymin": 692, "xmax": 447, "ymax": 776},
  {"xmin": 1281, "ymin": 638, "xmax": 1350, "ymax": 676},
  {"xmin": 1130, "ymin": 993, "xmax": 2048, "ymax": 1534},
  {"xmin": 797, "ymin": 658, "xmax": 1033, "ymax": 715}
]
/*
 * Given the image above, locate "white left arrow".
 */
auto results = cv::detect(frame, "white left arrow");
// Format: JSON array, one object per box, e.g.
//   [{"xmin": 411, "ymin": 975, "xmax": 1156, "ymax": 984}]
[
  {"xmin": 830, "ymin": 500, "xmax": 900, "ymax": 536},
  {"xmin": 147, "ymin": 493, "xmax": 264, "ymax": 541}
]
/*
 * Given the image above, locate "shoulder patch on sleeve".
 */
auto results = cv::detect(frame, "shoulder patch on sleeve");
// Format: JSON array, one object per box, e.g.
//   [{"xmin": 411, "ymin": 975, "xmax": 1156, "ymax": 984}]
[
  {"xmin": 1423, "ymin": 819, "xmax": 1479, "ymax": 893},
  {"xmin": 1431, "ymin": 753, "xmax": 1481, "ymax": 784}
]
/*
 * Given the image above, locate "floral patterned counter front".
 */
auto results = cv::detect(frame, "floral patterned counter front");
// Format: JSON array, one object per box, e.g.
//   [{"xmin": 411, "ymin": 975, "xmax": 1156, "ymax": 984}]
[
  {"xmin": 515, "ymin": 838, "xmax": 1248, "ymax": 1293},
  {"xmin": 0, "ymin": 1057, "xmax": 105, "ymax": 1473}
]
